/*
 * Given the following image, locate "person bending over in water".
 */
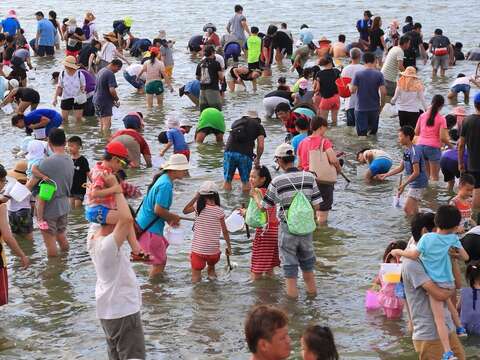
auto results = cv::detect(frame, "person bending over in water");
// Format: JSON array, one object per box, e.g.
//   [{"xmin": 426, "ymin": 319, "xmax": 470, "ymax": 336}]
[{"xmin": 357, "ymin": 148, "xmax": 393, "ymax": 182}]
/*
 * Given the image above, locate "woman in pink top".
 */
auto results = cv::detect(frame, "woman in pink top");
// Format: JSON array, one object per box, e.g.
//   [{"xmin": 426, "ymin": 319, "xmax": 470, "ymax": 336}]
[
  {"xmin": 415, "ymin": 95, "xmax": 451, "ymax": 181},
  {"xmin": 297, "ymin": 116, "xmax": 341, "ymax": 223}
]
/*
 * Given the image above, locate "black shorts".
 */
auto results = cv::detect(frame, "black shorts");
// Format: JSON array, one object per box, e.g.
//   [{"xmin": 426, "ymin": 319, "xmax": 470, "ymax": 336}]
[
  {"xmin": 196, "ymin": 126, "xmax": 223, "ymax": 136},
  {"xmin": 8, "ymin": 208, "xmax": 33, "ymax": 235},
  {"xmin": 19, "ymin": 92, "xmax": 40, "ymax": 104},
  {"xmin": 61, "ymin": 98, "xmax": 84, "ymax": 111},
  {"xmin": 315, "ymin": 181, "xmax": 334, "ymax": 211},
  {"xmin": 440, "ymin": 157, "xmax": 459, "ymax": 182},
  {"xmin": 94, "ymin": 102, "xmax": 113, "ymax": 118}
]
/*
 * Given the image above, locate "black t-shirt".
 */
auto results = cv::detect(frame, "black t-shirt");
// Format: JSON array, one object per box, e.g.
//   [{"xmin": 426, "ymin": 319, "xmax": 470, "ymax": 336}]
[
  {"xmin": 225, "ymin": 117, "xmax": 266, "ymax": 157},
  {"xmin": 406, "ymin": 31, "xmax": 422, "ymax": 55},
  {"xmin": 316, "ymin": 68, "xmax": 340, "ymax": 99},
  {"xmin": 71, "ymin": 156, "xmax": 90, "ymax": 195},
  {"xmin": 369, "ymin": 28, "xmax": 385, "ymax": 51},
  {"xmin": 402, "ymin": 23, "xmax": 414, "ymax": 34},
  {"xmin": 264, "ymin": 90, "xmax": 292, "ymax": 102},
  {"xmin": 195, "ymin": 58, "xmax": 222, "ymax": 90},
  {"xmin": 78, "ymin": 44, "xmax": 98, "ymax": 67},
  {"xmin": 272, "ymin": 31, "xmax": 293, "ymax": 54},
  {"xmin": 461, "ymin": 114, "xmax": 480, "ymax": 172},
  {"xmin": 66, "ymin": 27, "xmax": 84, "ymax": 52},
  {"xmin": 461, "ymin": 232, "xmax": 480, "ymax": 262},
  {"xmin": 188, "ymin": 35, "xmax": 204, "ymax": 51},
  {"xmin": 15, "ymin": 88, "xmax": 40, "ymax": 103}
]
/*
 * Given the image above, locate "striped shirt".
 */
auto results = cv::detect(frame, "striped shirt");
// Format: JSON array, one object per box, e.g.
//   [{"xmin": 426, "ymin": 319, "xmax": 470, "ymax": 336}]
[
  {"xmin": 191, "ymin": 205, "xmax": 225, "ymax": 255},
  {"xmin": 262, "ymin": 168, "xmax": 322, "ymax": 221}
]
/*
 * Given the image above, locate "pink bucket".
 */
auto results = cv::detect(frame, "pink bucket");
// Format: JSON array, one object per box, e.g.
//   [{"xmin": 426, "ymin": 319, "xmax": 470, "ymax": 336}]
[{"xmin": 365, "ymin": 290, "xmax": 381, "ymax": 311}]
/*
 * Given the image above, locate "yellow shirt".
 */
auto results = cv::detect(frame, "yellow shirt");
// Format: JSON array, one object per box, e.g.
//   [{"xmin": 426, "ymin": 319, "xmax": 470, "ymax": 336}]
[{"xmin": 247, "ymin": 35, "xmax": 261, "ymax": 63}]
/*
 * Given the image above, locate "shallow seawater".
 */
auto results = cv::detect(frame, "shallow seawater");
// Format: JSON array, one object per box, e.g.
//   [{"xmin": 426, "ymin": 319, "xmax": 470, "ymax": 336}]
[{"xmin": 1, "ymin": 1, "xmax": 480, "ymax": 359}]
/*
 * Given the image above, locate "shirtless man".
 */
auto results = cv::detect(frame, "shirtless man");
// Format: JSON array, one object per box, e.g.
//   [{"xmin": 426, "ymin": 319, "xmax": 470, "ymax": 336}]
[{"xmin": 331, "ymin": 34, "xmax": 348, "ymax": 66}]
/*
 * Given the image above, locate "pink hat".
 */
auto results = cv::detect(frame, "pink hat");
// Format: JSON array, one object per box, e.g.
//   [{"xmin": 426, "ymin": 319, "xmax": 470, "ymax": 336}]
[
  {"xmin": 7, "ymin": 9, "xmax": 17, "ymax": 18},
  {"xmin": 453, "ymin": 106, "xmax": 465, "ymax": 117}
]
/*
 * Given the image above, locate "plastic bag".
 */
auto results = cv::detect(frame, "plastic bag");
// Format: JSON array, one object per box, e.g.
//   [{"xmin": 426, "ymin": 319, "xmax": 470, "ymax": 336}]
[
  {"xmin": 245, "ymin": 197, "xmax": 267, "ymax": 229},
  {"xmin": 286, "ymin": 191, "xmax": 316, "ymax": 235}
]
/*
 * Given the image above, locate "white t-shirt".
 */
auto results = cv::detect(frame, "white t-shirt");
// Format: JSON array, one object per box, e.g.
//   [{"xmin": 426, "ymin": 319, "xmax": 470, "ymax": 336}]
[
  {"xmin": 100, "ymin": 41, "xmax": 117, "ymax": 62},
  {"xmin": 451, "ymin": 76, "xmax": 474, "ymax": 88},
  {"xmin": 4, "ymin": 180, "xmax": 32, "ymax": 212},
  {"xmin": 125, "ymin": 63, "xmax": 146, "ymax": 80},
  {"xmin": 341, "ymin": 63, "xmax": 364, "ymax": 109},
  {"xmin": 87, "ymin": 231, "xmax": 141, "ymax": 320},
  {"xmin": 381, "ymin": 46, "xmax": 405, "ymax": 82},
  {"xmin": 58, "ymin": 70, "xmax": 86, "ymax": 99}
]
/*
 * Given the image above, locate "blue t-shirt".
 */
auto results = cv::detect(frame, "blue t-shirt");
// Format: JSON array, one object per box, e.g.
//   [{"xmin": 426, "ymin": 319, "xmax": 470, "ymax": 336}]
[
  {"xmin": 352, "ymin": 68, "xmax": 385, "ymax": 112},
  {"xmin": 403, "ymin": 145, "xmax": 428, "ymax": 188},
  {"xmin": 291, "ymin": 133, "xmax": 308, "ymax": 154},
  {"xmin": 1, "ymin": 17, "xmax": 20, "ymax": 36},
  {"xmin": 356, "ymin": 19, "xmax": 372, "ymax": 41},
  {"xmin": 184, "ymin": 80, "xmax": 200, "ymax": 98},
  {"xmin": 135, "ymin": 173, "xmax": 173, "ymax": 235},
  {"xmin": 417, "ymin": 232, "xmax": 462, "ymax": 283},
  {"xmin": 167, "ymin": 128, "xmax": 188, "ymax": 152},
  {"xmin": 24, "ymin": 109, "xmax": 63, "ymax": 135},
  {"xmin": 37, "ymin": 19, "xmax": 56, "ymax": 46}
]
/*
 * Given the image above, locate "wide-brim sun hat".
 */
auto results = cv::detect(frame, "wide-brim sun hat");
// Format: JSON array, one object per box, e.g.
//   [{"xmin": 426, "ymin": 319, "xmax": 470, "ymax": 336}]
[
  {"xmin": 161, "ymin": 154, "xmax": 190, "ymax": 171},
  {"xmin": 7, "ymin": 160, "xmax": 27, "ymax": 182},
  {"xmin": 63, "ymin": 55, "xmax": 79, "ymax": 70},
  {"xmin": 26, "ymin": 140, "xmax": 46, "ymax": 160},
  {"xmin": 400, "ymin": 66, "xmax": 419, "ymax": 78},
  {"xmin": 198, "ymin": 180, "xmax": 218, "ymax": 195},
  {"xmin": 66, "ymin": 17, "xmax": 77, "ymax": 26}
]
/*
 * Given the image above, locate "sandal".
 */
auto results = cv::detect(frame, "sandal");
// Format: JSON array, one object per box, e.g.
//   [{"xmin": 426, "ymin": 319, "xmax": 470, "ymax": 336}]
[{"xmin": 130, "ymin": 251, "xmax": 151, "ymax": 262}]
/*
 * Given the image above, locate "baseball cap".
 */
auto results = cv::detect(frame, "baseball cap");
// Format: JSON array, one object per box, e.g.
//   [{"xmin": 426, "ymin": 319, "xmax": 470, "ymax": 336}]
[
  {"xmin": 198, "ymin": 181, "xmax": 218, "ymax": 195},
  {"xmin": 105, "ymin": 141, "xmax": 129, "ymax": 159},
  {"xmin": 474, "ymin": 92, "xmax": 480, "ymax": 105},
  {"xmin": 275, "ymin": 143, "xmax": 294, "ymax": 158}
]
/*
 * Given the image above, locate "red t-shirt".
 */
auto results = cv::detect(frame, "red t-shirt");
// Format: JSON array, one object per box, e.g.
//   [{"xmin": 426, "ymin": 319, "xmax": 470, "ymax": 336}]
[
  {"xmin": 297, "ymin": 135, "xmax": 333, "ymax": 171},
  {"xmin": 110, "ymin": 129, "xmax": 151, "ymax": 156}
]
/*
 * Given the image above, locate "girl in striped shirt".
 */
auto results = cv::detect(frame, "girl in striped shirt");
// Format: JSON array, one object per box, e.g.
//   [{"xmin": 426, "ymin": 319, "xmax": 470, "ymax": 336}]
[{"xmin": 183, "ymin": 181, "xmax": 231, "ymax": 283}]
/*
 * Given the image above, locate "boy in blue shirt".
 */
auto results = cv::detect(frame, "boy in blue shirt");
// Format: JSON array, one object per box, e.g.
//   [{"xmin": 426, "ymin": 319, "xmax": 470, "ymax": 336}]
[
  {"xmin": 160, "ymin": 118, "xmax": 190, "ymax": 160},
  {"xmin": 291, "ymin": 116, "xmax": 309, "ymax": 155},
  {"xmin": 378, "ymin": 126, "xmax": 428, "ymax": 216},
  {"xmin": 392, "ymin": 205, "xmax": 469, "ymax": 360}
]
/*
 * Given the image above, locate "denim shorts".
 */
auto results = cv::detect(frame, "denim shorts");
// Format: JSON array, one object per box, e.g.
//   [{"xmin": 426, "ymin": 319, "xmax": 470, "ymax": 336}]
[
  {"xmin": 369, "ymin": 157, "xmax": 393, "ymax": 176},
  {"xmin": 278, "ymin": 222, "xmax": 316, "ymax": 278},
  {"xmin": 85, "ymin": 205, "xmax": 110, "ymax": 225},
  {"xmin": 223, "ymin": 151, "xmax": 253, "ymax": 183},
  {"xmin": 418, "ymin": 145, "xmax": 441, "ymax": 162},
  {"xmin": 451, "ymin": 83, "xmax": 471, "ymax": 94},
  {"xmin": 123, "ymin": 71, "xmax": 145, "ymax": 89}
]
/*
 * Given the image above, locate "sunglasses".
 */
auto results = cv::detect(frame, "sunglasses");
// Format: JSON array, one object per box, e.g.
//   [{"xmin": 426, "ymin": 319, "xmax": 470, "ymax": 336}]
[{"xmin": 114, "ymin": 157, "xmax": 128, "ymax": 168}]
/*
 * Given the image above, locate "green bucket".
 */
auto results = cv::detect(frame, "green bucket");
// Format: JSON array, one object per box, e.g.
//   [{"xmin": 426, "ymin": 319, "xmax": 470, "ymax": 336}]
[{"xmin": 38, "ymin": 179, "xmax": 57, "ymax": 201}]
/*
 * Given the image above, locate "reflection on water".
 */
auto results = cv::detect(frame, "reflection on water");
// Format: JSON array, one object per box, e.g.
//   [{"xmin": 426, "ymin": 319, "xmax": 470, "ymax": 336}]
[{"xmin": 1, "ymin": 0, "xmax": 480, "ymax": 358}]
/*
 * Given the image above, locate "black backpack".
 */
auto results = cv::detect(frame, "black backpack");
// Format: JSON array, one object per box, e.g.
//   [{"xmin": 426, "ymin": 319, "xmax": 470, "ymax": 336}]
[{"xmin": 230, "ymin": 117, "xmax": 250, "ymax": 143}]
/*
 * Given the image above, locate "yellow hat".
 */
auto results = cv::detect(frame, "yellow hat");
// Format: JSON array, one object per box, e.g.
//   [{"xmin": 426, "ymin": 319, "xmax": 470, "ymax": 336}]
[{"xmin": 124, "ymin": 16, "xmax": 133, "ymax": 27}]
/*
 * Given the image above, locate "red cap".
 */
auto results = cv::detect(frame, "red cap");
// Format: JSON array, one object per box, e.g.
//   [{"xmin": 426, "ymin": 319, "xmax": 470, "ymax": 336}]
[{"xmin": 105, "ymin": 141, "xmax": 129, "ymax": 159}]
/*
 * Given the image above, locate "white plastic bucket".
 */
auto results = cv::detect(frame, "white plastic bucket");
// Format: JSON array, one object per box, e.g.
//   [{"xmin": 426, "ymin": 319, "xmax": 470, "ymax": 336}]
[
  {"xmin": 380, "ymin": 263, "xmax": 402, "ymax": 283},
  {"xmin": 9, "ymin": 181, "xmax": 31, "ymax": 202},
  {"xmin": 164, "ymin": 226, "xmax": 185, "ymax": 245},
  {"xmin": 2, "ymin": 103, "xmax": 14, "ymax": 114},
  {"xmin": 152, "ymin": 156, "xmax": 166, "ymax": 168},
  {"xmin": 225, "ymin": 211, "xmax": 244, "ymax": 232}
]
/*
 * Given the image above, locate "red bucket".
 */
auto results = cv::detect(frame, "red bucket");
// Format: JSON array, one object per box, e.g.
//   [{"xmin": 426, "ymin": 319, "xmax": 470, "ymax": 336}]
[{"xmin": 336, "ymin": 77, "xmax": 352, "ymax": 98}]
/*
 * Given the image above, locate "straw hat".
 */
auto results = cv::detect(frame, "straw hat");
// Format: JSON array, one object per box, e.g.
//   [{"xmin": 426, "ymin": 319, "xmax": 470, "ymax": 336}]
[
  {"xmin": 7, "ymin": 160, "xmax": 27, "ymax": 182},
  {"xmin": 103, "ymin": 32, "xmax": 118, "ymax": 42},
  {"xmin": 161, "ymin": 154, "xmax": 190, "ymax": 171},
  {"xmin": 319, "ymin": 36, "xmax": 331, "ymax": 44},
  {"xmin": 400, "ymin": 66, "xmax": 419, "ymax": 78},
  {"xmin": 198, "ymin": 181, "xmax": 218, "ymax": 195},
  {"xmin": 63, "ymin": 55, "xmax": 79, "ymax": 70}
]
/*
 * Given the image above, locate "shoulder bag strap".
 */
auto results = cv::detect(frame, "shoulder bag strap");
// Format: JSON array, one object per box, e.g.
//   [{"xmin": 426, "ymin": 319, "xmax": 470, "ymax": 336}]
[{"xmin": 135, "ymin": 189, "xmax": 160, "ymax": 236}]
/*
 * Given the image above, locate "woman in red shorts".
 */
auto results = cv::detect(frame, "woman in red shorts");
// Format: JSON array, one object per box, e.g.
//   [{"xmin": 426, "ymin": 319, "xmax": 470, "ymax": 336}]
[{"xmin": 313, "ymin": 57, "xmax": 341, "ymax": 125}]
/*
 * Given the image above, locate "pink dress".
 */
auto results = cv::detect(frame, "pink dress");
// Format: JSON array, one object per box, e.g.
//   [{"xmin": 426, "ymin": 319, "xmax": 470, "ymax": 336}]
[{"xmin": 377, "ymin": 270, "xmax": 404, "ymax": 319}]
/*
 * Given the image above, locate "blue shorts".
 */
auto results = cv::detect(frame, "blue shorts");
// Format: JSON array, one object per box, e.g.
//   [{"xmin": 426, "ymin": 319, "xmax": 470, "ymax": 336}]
[
  {"xmin": 369, "ymin": 157, "xmax": 393, "ymax": 176},
  {"xmin": 85, "ymin": 205, "xmax": 110, "ymax": 225},
  {"xmin": 224, "ymin": 43, "xmax": 241, "ymax": 62},
  {"xmin": 223, "ymin": 151, "xmax": 252, "ymax": 183},
  {"xmin": 451, "ymin": 83, "xmax": 470, "ymax": 94},
  {"xmin": 123, "ymin": 71, "xmax": 145, "ymax": 89},
  {"xmin": 418, "ymin": 145, "xmax": 441, "ymax": 162}
]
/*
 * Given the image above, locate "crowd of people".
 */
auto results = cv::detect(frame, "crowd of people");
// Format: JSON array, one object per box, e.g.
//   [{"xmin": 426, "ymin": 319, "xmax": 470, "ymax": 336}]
[{"xmin": 1, "ymin": 4, "xmax": 480, "ymax": 360}]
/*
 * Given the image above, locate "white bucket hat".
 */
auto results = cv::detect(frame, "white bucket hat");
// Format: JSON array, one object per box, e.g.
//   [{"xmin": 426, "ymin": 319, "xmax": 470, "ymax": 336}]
[
  {"xmin": 198, "ymin": 181, "xmax": 218, "ymax": 195},
  {"xmin": 26, "ymin": 140, "xmax": 46, "ymax": 160},
  {"xmin": 166, "ymin": 117, "xmax": 180, "ymax": 129},
  {"xmin": 161, "ymin": 154, "xmax": 190, "ymax": 171}
]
